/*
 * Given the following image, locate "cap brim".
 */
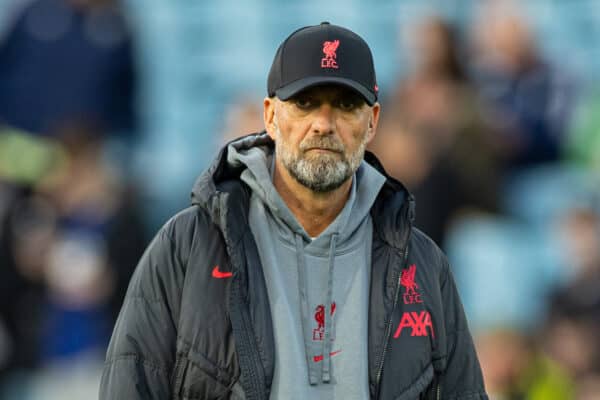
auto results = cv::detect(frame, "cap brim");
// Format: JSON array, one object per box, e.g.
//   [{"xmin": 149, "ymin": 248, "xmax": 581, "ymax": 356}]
[{"xmin": 275, "ymin": 76, "xmax": 377, "ymax": 106}]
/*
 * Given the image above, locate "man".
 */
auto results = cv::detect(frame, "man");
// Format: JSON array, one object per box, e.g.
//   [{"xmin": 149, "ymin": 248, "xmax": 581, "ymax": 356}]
[{"xmin": 100, "ymin": 22, "xmax": 488, "ymax": 399}]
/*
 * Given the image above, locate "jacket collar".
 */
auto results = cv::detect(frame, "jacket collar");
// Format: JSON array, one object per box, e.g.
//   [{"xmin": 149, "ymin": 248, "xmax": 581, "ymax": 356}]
[{"xmin": 190, "ymin": 131, "xmax": 414, "ymax": 249}]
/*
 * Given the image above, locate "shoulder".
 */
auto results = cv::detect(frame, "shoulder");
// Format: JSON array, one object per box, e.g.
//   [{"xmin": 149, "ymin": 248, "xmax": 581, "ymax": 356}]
[
  {"xmin": 126, "ymin": 204, "xmax": 227, "ymax": 301},
  {"xmin": 409, "ymin": 228, "xmax": 450, "ymax": 281},
  {"xmin": 159, "ymin": 205, "xmax": 221, "ymax": 259},
  {"xmin": 410, "ymin": 228, "xmax": 444, "ymax": 260},
  {"xmin": 133, "ymin": 206, "xmax": 221, "ymax": 283},
  {"xmin": 162, "ymin": 205, "xmax": 213, "ymax": 238}
]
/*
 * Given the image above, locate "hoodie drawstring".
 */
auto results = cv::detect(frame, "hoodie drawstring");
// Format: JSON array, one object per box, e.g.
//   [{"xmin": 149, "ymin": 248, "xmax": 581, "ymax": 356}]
[
  {"xmin": 295, "ymin": 232, "xmax": 338, "ymax": 385},
  {"xmin": 321, "ymin": 233, "xmax": 338, "ymax": 383},
  {"xmin": 295, "ymin": 233, "xmax": 318, "ymax": 385}
]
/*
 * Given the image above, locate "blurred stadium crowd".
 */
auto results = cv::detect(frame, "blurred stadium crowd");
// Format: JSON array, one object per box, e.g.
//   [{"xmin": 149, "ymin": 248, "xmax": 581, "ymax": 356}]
[{"xmin": 0, "ymin": 0, "xmax": 599, "ymax": 399}]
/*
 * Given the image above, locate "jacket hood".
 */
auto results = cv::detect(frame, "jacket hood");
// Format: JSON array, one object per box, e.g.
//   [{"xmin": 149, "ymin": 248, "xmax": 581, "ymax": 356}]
[
  {"xmin": 190, "ymin": 132, "xmax": 415, "ymax": 243},
  {"xmin": 191, "ymin": 133, "xmax": 274, "ymax": 209}
]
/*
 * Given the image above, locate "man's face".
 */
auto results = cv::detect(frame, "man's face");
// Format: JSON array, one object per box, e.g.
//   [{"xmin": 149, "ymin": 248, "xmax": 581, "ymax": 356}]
[{"xmin": 264, "ymin": 85, "xmax": 380, "ymax": 193}]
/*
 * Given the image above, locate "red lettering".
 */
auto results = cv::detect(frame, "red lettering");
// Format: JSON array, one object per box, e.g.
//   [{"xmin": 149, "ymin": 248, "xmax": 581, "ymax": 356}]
[
  {"xmin": 424, "ymin": 311, "xmax": 434, "ymax": 338},
  {"xmin": 393, "ymin": 312, "xmax": 414, "ymax": 338},
  {"xmin": 410, "ymin": 312, "xmax": 424, "ymax": 336},
  {"xmin": 393, "ymin": 311, "xmax": 434, "ymax": 338},
  {"xmin": 321, "ymin": 58, "xmax": 338, "ymax": 69},
  {"xmin": 403, "ymin": 294, "xmax": 424, "ymax": 305}
]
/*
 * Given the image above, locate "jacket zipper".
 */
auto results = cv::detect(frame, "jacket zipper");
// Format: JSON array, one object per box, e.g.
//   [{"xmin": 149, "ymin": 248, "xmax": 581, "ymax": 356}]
[
  {"xmin": 233, "ymin": 270, "xmax": 267, "ymax": 400},
  {"xmin": 374, "ymin": 247, "xmax": 409, "ymax": 399},
  {"xmin": 422, "ymin": 374, "xmax": 440, "ymax": 400},
  {"xmin": 240, "ymin": 301, "xmax": 265, "ymax": 398},
  {"xmin": 221, "ymin": 186, "xmax": 266, "ymax": 400},
  {"xmin": 429, "ymin": 373, "xmax": 441, "ymax": 400}
]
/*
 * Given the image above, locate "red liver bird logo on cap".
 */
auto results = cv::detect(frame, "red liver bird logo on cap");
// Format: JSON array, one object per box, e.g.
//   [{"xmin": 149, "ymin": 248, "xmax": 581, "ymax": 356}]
[{"xmin": 321, "ymin": 40, "xmax": 340, "ymax": 69}]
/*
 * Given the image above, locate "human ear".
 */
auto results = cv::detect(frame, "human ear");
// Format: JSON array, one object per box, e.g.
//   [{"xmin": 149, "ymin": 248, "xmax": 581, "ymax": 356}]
[
  {"xmin": 263, "ymin": 97, "xmax": 277, "ymax": 140},
  {"xmin": 366, "ymin": 102, "xmax": 381, "ymax": 143}
]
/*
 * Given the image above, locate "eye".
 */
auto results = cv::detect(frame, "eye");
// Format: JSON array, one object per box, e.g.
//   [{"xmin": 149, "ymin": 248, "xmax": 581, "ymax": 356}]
[
  {"xmin": 294, "ymin": 96, "xmax": 314, "ymax": 110},
  {"xmin": 338, "ymin": 99, "xmax": 357, "ymax": 111},
  {"xmin": 336, "ymin": 95, "xmax": 364, "ymax": 111}
]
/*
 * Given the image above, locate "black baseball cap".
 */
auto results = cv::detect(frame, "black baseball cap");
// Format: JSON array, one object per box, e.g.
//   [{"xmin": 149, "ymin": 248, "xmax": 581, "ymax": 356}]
[{"xmin": 267, "ymin": 22, "xmax": 378, "ymax": 106}]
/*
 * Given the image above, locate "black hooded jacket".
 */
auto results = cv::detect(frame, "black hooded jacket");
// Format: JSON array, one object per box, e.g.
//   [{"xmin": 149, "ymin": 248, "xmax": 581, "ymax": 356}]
[{"xmin": 100, "ymin": 133, "xmax": 488, "ymax": 400}]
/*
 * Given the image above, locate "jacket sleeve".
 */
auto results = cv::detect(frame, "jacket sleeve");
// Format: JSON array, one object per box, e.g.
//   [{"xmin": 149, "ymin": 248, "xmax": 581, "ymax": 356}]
[
  {"xmin": 438, "ymin": 256, "xmax": 488, "ymax": 400},
  {"xmin": 99, "ymin": 221, "xmax": 186, "ymax": 400}
]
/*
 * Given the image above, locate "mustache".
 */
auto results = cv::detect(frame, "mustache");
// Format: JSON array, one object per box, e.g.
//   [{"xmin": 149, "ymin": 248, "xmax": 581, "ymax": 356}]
[{"xmin": 299, "ymin": 136, "xmax": 344, "ymax": 153}]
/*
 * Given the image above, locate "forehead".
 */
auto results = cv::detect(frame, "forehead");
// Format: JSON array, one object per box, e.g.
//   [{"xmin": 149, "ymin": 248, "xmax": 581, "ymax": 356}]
[{"xmin": 287, "ymin": 84, "xmax": 364, "ymax": 100}]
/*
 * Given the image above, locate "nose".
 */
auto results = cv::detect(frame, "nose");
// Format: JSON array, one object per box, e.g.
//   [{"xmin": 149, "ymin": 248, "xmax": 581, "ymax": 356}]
[{"xmin": 311, "ymin": 104, "xmax": 336, "ymax": 135}]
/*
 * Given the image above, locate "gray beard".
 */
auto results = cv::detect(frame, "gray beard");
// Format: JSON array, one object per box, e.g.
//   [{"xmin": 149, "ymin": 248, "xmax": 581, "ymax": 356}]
[{"xmin": 274, "ymin": 126, "xmax": 368, "ymax": 193}]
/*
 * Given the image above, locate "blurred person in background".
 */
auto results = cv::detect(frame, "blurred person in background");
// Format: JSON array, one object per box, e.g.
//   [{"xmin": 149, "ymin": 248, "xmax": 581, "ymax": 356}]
[
  {"xmin": 30, "ymin": 124, "xmax": 146, "ymax": 360},
  {"xmin": 369, "ymin": 16, "xmax": 501, "ymax": 246},
  {"xmin": 0, "ymin": 0, "xmax": 137, "ymax": 141},
  {"xmin": 0, "ymin": 125, "xmax": 67, "ymax": 385},
  {"xmin": 470, "ymin": 4, "xmax": 577, "ymax": 170},
  {"xmin": 476, "ymin": 328, "xmax": 573, "ymax": 400},
  {"xmin": 0, "ymin": 124, "xmax": 145, "ymax": 398},
  {"xmin": 542, "ymin": 207, "xmax": 600, "ymax": 397}
]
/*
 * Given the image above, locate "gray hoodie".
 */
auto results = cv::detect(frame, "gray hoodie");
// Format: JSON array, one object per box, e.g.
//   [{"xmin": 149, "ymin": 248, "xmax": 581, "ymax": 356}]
[{"xmin": 228, "ymin": 140, "xmax": 385, "ymax": 399}]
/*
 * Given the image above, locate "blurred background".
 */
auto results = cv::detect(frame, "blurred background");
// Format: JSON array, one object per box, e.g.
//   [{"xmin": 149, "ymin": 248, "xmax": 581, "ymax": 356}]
[{"xmin": 0, "ymin": 0, "xmax": 599, "ymax": 398}]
